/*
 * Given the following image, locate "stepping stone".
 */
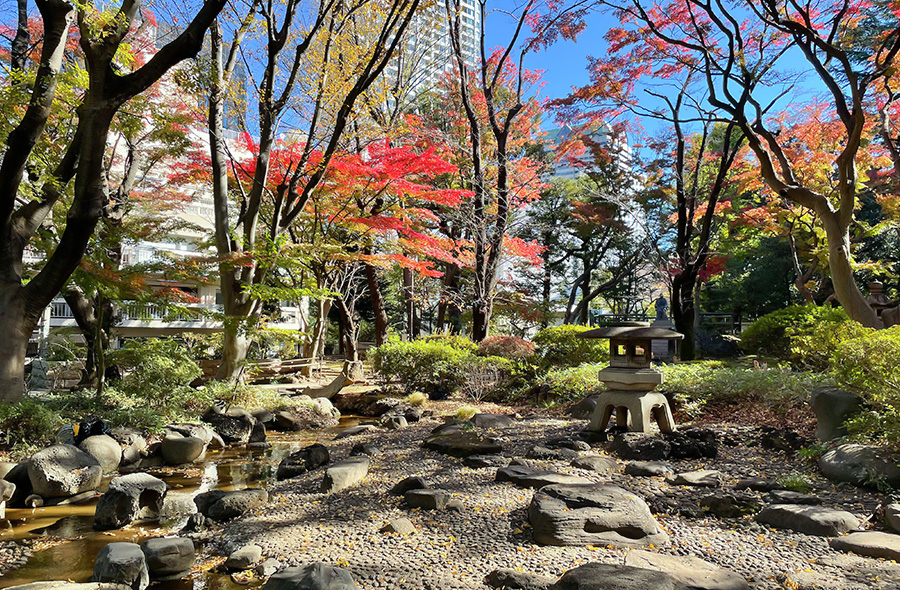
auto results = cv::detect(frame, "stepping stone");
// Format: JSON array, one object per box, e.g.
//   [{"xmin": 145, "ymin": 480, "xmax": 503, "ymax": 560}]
[
  {"xmin": 91, "ymin": 542, "xmax": 149, "ymax": 590},
  {"xmin": 756, "ymin": 504, "xmax": 859, "ymax": 536},
  {"xmin": 496, "ymin": 465, "xmax": 590, "ymax": 489},
  {"xmin": 333, "ymin": 425, "xmax": 377, "ymax": 440},
  {"xmin": 470, "ymin": 413, "xmax": 515, "ymax": 429},
  {"xmin": 322, "ymin": 457, "xmax": 370, "ymax": 493},
  {"xmin": 571, "ymin": 455, "xmax": 617, "ymax": 474},
  {"xmin": 224, "ymin": 544, "xmax": 262, "ymax": 570},
  {"xmin": 423, "ymin": 432, "xmax": 503, "ymax": 458},
  {"xmin": 528, "ymin": 484, "xmax": 667, "ymax": 547},
  {"xmin": 464, "ymin": 454, "xmax": 509, "ymax": 468},
  {"xmin": 527, "ymin": 445, "xmax": 578, "ymax": 460},
  {"xmin": 700, "ymin": 494, "xmax": 760, "ymax": 519},
  {"xmin": 734, "ymin": 477, "xmax": 781, "ymax": 492},
  {"xmin": 380, "ymin": 518, "xmax": 416, "ymax": 535},
  {"xmin": 549, "ymin": 563, "xmax": 680, "ymax": 589},
  {"xmin": 485, "ymin": 568, "xmax": 554, "ymax": 589},
  {"xmin": 669, "ymin": 470, "xmax": 724, "ymax": 487},
  {"xmin": 769, "ymin": 490, "xmax": 821, "ymax": 505},
  {"xmin": 625, "ymin": 461, "xmax": 672, "ymax": 477},
  {"xmin": 140, "ymin": 537, "xmax": 194, "ymax": 581},
  {"xmin": 262, "ymin": 563, "xmax": 359, "ymax": 590},
  {"xmin": 625, "ymin": 549, "xmax": 749, "ymax": 590},
  {"xmin": 389, "ymin": 476, "xmax": 427, "ymax": 496},
  {"xmin": 404, "ymin": 489, "xmax": 451, "ymax": 510},
  {"xmin": 830, "ymin": 531, "xmax": 900, "ymax": 560}
]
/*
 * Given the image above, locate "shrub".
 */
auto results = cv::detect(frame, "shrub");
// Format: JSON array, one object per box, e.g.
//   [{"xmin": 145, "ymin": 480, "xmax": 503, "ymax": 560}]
[
  {"xmin": 533, "ymin": 325, "xmax": 607, "ymax": 368},
  {"xmin": 790, "ymin": 319, "xmax": 870, "ymax": 371},
  {"xmin": 111, "ymin": 338, "xmax": 203, "ymax": 410},
  {"xmin": 404, "ymin": 392, "xmax": 428, "ymax": 407},
  {"xmin": 369, "ymin": 337, "xmax": 475, "ymax": 398},
  {"xmin": 418, "ymin": 333, "xmax": 479, "ymax": 353},
  {"xmin": 776, "ymin": 473, "xmax": 813, "ymax": 493},
  {"xmin": 0, "ymin": 397, "xmax": 63, "ymax": 456},
  {"xmin": 456, "ymin": 405, "xmax": 478, "ymax": 420},
  {"xmin": 533, "ymin": 362, "xmax": 606, "ymax": 405},
  {"xmin": 461, "ymin": 356, "xmax": 513, "ymax": 401},
  {"xmin": 740, "ymin": 304, "xmax": 850, "ymax": 363},
  {"xmin": 831, "ymin": 326, "xmax": 900, "ymax": 443},
  {"xmin": 477, "ymin": 335, "xmax": 535, "ymax": 360}
]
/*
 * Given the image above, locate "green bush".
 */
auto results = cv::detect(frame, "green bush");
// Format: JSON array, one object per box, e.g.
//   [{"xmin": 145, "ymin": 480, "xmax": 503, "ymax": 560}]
[
  {"xmin": 369, "ymin": 337, "xmax": 476, "ymax": 398},
  {"xmin": 111, "ymin": 338, "xmax": 203, "ymax": 410},
  {"xmin": 0, "ymin": 397, "xmax": 64, "ymax": 455},
  {"xmin": 418, "ymin": 333, "xmax": 479, "ymax": 353},
  {"xmin": 790, "ymin": 318, "xmax": 870, "ymax": 371},
  {"xmin": 533, "ymin": 362, "xmax": 606, "ymax": 405},
  {"xmin": 740, "ymin": 304, "xmax": 850, "ymax": 363},
  {"xmin": 659, "ymin": 361, "xmax": 833, "ymax": 417},
  {"xmin": 461, "ymin": 355, "xmax": 514, "ymax": 401},
  {"xmin": 533, "ymin": 325, "xmax": 607, "ymax": 367},
  {"xmin": 477, "ymin": 335, "xmax": 535, "ymax": 359},
  {"xmin": 831, "ymin": 326, "xmax": 900, "ymax": 443}
]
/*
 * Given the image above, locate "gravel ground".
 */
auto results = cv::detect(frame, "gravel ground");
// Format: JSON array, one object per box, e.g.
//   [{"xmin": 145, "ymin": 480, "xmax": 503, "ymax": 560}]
[{"xmin": 206, "ymin": 411, "xmax": 900, "ymax": 590}]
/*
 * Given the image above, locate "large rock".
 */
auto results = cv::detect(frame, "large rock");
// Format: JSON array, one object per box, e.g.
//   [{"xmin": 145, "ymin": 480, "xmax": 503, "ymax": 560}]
[
  {"xmin": 277, "ymin": 444, "xmax": 330, "ymax": 480},
  {"xmin": 91, "ymin": 543, "xmax": 149, "ymax": 590},
  {"xmin": 811, "ymin": 387, "xmax": 862, "ymax": 441},
  {"xmin": 28, "ymin": 445, "xmax": 102, "ymax": 498},
  {"xmin": 5, "ymin": 461, "xmax": 32, "ymax": 506},
  {"xmin": 571, "ymin": 456, "xmax": 617, "ymax": 474},
  {"xmin": 886, "ymin": 503, "xmax": 900, "ymax": 533},
  {"xmin": 78, "ymin": 435, "xmax": 122, "ymax": 474},
  {"xmin": 610, "ymin": 433, "xmax": 670, "ymax": 460},
  {"xmin": 404, "ymin": 489, "xmax": 451, "ymax": 510},
  {"xmin": 470, "ymin": 414, "xmax": 515, "ymax": 429},
  {"xmin": 830, "ymin": 531, "xmax": 900, "ymax": 560},
  {"xmin": 94, "ymin": 473, "xmax": 167, "ymax": 531},
  {"xmin": 669, "ymin": 470, "xmax": 724, "ymax": 487},
  {"xmin": 485, "ymin": 569, "xmax": 554, "ymax": 590},
  {"xmin": 568, "ymin": 395, "xmax": 600, "ymax": 419},
  {"xmin": 528, "ymin": 484, "xmax": 668, "ymax": 547},
  {"xmin": 195, "ymin": 489, "xmax": 268, "ymax": 521},
  {"xmin": 262, "ymin": 563, "xmax": 359, "ymax": 590},
  {"xmin": 624, "ymin": 461, "xmax": 672, "ymax": 477},
  {"xmin": 111, "ymin": 429, "xmax": 148, "ymax": 467},
  {"xmin": 663, "ymin": 427, "xmax": 718, "ymax": 459},
  {"xmin": 140, "ymin": 537, "xmax": 194, "ymax": 580},
  {"xmin": 819, "ymin": 444, "xmax": 900, "ymax": 488},
  {"xmin": 225, "ymin": 544, "xmax": 263, "ymax": 570},
  {"xmin": 166, "ymin": 423, "xmax": 214, "ymax": 445},
  {"xmin": 423, "ymin": 431, "xmax": 503, "ymax": 458},
  {"xmin": 496, "ymin": 466, "xmax": 590, "ymax": 489},
  {"xmin": 390, "ymin": 476, "xmax": 428, "ymax": 496},
  {"xmin": 755, "ymin": 504, "xmax": 859, "ymax": 536},
  {"xmin": 160, "ymin": 434, "xmax": 205, "ymax": 465},
  {"xmin": 548, "ymin": 563, "xmax": 681, "ymax": 590},
  {"xmin": 202, "ymin": 406, "xmax": 255, "ymax": 443},
  {"xmin": 624, "ymin": 550, "xmax": 749, "ymax": 590},
  {"xmin": 380, "ymin": 518, "xmax": 416, "ymax": 535},
  {"xmin": 322, "ymin": 457, "xmax": 370, "ymax": 493}
]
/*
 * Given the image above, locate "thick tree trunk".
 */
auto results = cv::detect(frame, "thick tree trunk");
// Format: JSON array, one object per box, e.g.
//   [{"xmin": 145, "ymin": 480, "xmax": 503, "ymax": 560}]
[
  {"xmin": 334, "ymin": 297, "xmax": 359, "ymax": 362},
  {"xmin": 672, "ymin": 274, "xmax": 697, "ymax": 361},
  {"xmin": 218, "ymin": 321, "xmax": 251, "ymax": 381},
  {"xmin": 364, "ymin": 263, "xmax": 388, "ymax": 346},
  {"xmin": 0, "ymin": 289, "xmax": 31, "ymax": 403},
  {"xmin": 472, "ymin": 299, "xmax": 491, "ymax": 342},
  {"xmin": 822, "ymin": 213, "xmax": 882, "ymax": 327},
  {"xmin": 579, "ymin": 267, "xmax": 590, "ymax": 325}
]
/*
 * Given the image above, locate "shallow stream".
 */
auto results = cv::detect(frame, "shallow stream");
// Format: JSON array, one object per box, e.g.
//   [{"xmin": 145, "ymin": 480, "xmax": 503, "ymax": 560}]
[{"xmin": 0, "ymin": 419, "xmax": 358, "ymax": 589}]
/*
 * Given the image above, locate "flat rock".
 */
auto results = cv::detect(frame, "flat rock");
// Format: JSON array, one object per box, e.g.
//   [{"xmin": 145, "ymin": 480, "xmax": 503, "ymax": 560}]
[
  {"xmin": 464, "ymin": 454, "xmax": 509, "ymax": 468},
  {"xmin": 624, "ymin": 550, "xmax": 749, "ymax": 590},
  {"xmin": 529, "ymin": 484, "xmax": 668, "ymax": 547},
  {"xmin": 349, "ymin": 443, "xmax": 381, "ymax": 457},
  {"xmin": 756, "ymin": 504, "xmax": 859, "ymax": 536},
  {"xmin": 333, "ymin": 425, "xmax": 377, "ymax": 440},
  {"xmin": 423, "ymin": 432, "xmax": 503, "ymax": 458},
  {"xmin": 92, "ymin": 542, "xmax": 149, "ymax": 590},
  {"xmin": 769, "ymin": 490, "xmax": 821, "ymax": 505},
  {"xmin": 277, "ymin": 444, "xmax": 330, "ymax": 481},
  {"xmin": 404, "ymin": 489, "xmax": 451, "ymax": 510},
  {"xmin": 819, "ymin": 444, "xmax": 900, "ymax": 489},
  {"xmin": 571, "ymin": 456, "xmax": 617, "ymax": 474},
  {"xmin": 322, "ymin": 457, "xmax": 370, "ymax": 493},
  {"xmin": 485, "ymin": 568, "xmax": 554, "ymax": 590},
  {"xmin": 28, "ymin": 445, "xmax": 102, "ymax": 498},
  {"xmin": 380, "ymin": 518, "xmax": 416, "ymax": 535},
  {"xmin": 262, "ymin": 563, "xmax": 359, "ymax": 590},
  {"xmin": 140, "ymin": 537, "xmax": 194, "ymax": 580},
  {"xmin": 624, "ymin": 461, "xmax": 672, "ymax": 477},
  {"xmin": 224, "ymin": 544, "xmax": 262, "ymax": 571},
  {"xmin": 195, "ymin": 489, "xmax": 267, "ymax": 521},
  {"xmin": 699, "ymin": 494, "xmax": 760, "ymax": 519},
  {"xmin": 548, "ymin": 563, "xmax": 681, "ymax": 590},
  {"xmin": 669, "ymin": 470, "xmax": 724, "ymax": 487},
  {"xmin": 733, "ymin": 477, "xmax": 781, "ymax": 492},
  {"xmin": 830, "ymin": 531, "xmax": 900, "ymax": 560},
  {"xmin": 470, "ymin": 413, "xmax": 515, "ymax": 429},
  {"xmin": 496, "ymin": 465, "xmax": 590, "ymax": 489},
  {"xmin": 389, "ymin": 476, "xmax": 427, "ymax": 496}
]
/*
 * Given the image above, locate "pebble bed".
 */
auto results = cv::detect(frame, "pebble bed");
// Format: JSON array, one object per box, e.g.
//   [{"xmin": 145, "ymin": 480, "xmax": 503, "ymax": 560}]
[{"xmin": 207, "ymin": 414, "xmax": 900, "ymax": 590}]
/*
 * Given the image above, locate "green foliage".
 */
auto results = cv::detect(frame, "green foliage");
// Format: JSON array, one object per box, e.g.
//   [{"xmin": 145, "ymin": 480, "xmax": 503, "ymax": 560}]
[
  {"xmin": 659, "ymin": 361, "xmax": 833, "ymax": 417},
  {"xmin": 418, "ymin": 333, "xmax": 479, "ymax": 353},
  {"xmin": 790, "ymin": 319, "xmax": 870, "ymax": 371},
  {"xmin": 461, "ymin": 356, "xmax": 514, "ymax": 402},
  {"xmin": 111, "ymin": 338, "xmax": 203, "ymax": 410},
  {"xmin": 456, "ymin": 405, "xmax": 478, "ymax": 420},
  {"xmin": 798, "ymin": 443, "xmax": 828, "ymax": 462},
  {"xmin": 740, "ymin": 304, "xmax": 850, "ymax": 363},
  {"xmin": 369, "ymin": 337, "xmax": 476, "ymax": 398},
  {"xmin": 776, "ymin": 473, "xmax": 813, "ymax": 493},
  {"xmin": 533, "ymin": 362, "xmax": 606, "ymax": 405},
  {"xmin": 0, "ymin": 398, "xmax": 64, "ymax": 455},
  {"xmin": 832, "ymin": 326, "xmax": 900, "ymax": 444},
  {"xmin": 477, "ymin": 335, "xmax": 535, "ymax": 359},
  {"xmin": 533, "ymin": 325, "xmax": 608, "ymax": 368}
]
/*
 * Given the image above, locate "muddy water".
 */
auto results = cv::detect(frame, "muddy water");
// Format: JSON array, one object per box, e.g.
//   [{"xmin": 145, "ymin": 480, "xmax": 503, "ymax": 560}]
[{"xmin": 0, "ymin": 419, "xmax": 358, "ymax": 589}]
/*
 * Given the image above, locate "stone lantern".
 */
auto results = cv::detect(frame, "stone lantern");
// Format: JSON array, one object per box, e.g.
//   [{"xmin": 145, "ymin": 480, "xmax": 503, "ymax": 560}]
[
  {"xmin": 578, "ymin": 322, "xmax": 683, "ymax": 433},
  {"xmin": 865, "ymin": 282, "xmax": 893, "ymax": 317}
]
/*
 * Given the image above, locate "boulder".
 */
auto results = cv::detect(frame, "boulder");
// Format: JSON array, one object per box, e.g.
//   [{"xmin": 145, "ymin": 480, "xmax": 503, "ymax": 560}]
[
  {"xmin": 811, "ymin": 386, "xmax": 862, "ymax": 441},
  {"xmin": 529, "ymin": 484, "xmax": 668, "ymax": 547},
  {"xmin": 277, "ymin": 444, "xmax": 330, "ymax": 480},
  {"xmin": 819, "ymin": 444, "xmax": 900, "ymax": 488},
  {"xmin": 663, "ymin": 427, "xmax": 718, "ymax": 459},
  {"xmin": 496, "ymin": 465, "xmax": 590, "ymax": 489},
  {"xmin": 251, "ymin": 409, "xmax": 275, "ymax": 425},
  {"xmin": 390, "ymin": 476, "xmax": 428, "ymax": 496},
  {"xmin": 321, "ymin": 457, "xmax": 370, "ymax": 493},
  {"xmin": 225, "ymin": 544, "xmax": 263, "ymax": 570},
  {"xmin": 262, "ymin": 563, "xmax": 359, "ymax": 590},
  {"xmin": 140, "ymin": 537, "xmax": 194, "ymax": 580},
  {"xmin": 885, "ymin": 503, "xmax": 900, "ymax": 533},
  {"xmin": 78, "ymin": 435, "xmax": 122, "ymax": 474},
  {"xmin": 404, "ymin": 489, "xmax": 451, "ymax": 510},
  {"xmin": 423, "ymin": 431, "xmax": 503, "ymax": 458},
  {"xmin": 380, "ymin": 518, "xmax": 416, "ymax": 535},
  {"xmin": 274, "ymin": 411, "xmax": 304, "ymax": 432},
  {"xmin": 160, "ymin": 434, "xmax": 205, "ymax": 465},
  {"xmin": 624, "ymin": 461, "xmax": 672, "ymax": 477},
  {"xmin": 91, "ymin": 543, "xmax": 149, "ymax": 590},
  {"xmin": 548, "ymin": 563, "xmax": 681, "ymax": 590},
  {"xmin": 93, "ymin": 473, "xmax": 167, "ymax": 531},
  {"xmin": 830, "ymin": 531, "xmax": 900, "ymax": 560},
  {"xmin": 471, "ymin": 414, "xmax": 515, "ymax": 429},
  {"xmin": 165, "ymin": 423, "xmax": 214, "ymax": 445},
  {"xmin": 464, "ymin": 454, "xmax": 510, "ymax": 468},
  {"xmin": 624, "ymin": 550, "xmax": 749, "ymax": 590},
  {"xmin": 669, "ymin": 470, "xmax": 724, "ymax": 487},
  {"xmin": 568, "ymin": 395, "xmax": 600, "ymax": 420},
  {"xmin": 202, "ymin": 406, "xmax": 255, "ymax": 443},
  {"xmin": 571, "ymin": 456, "xmax": 617, "ymax": 474},
  {"xmin": 248, "ymin": 421, "xmax": 269, "ymax": 449},
  {"xmin": 5, "ymin": 462, "xmax": 32, "ymax": 506},
  {"xmin": 755, "ymin": 504, "xmax": 859, "ymax": 536},
  {"xmin": 28, "ymin": 444, "xmax": 102, "ymax": 498},
  {"xmin": 195, "ymin": 489, "xmax": 268, "ymax": 521},
  {"xmin": 485, "ymin": 569, "xmax": 554, "ymax": 590},
  {"xmin": 610, "ymin": 433, "xmax": 670, "ymax": 460}
]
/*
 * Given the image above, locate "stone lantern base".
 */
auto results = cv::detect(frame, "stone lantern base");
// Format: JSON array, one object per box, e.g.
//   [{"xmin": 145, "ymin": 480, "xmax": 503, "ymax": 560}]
[{"xmin": 588, "ymin": 391, "xmax": 676, "ymax": 433}]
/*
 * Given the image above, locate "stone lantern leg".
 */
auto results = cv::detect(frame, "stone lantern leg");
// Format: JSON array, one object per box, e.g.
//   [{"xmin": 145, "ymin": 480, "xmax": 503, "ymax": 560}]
[{"xmin": 577, "ymin": 323, "xmax": 683, "ymax": 434}]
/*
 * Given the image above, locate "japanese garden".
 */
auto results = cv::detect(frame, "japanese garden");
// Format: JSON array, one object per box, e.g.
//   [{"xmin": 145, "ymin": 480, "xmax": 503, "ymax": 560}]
[{"xmin": 2, "ymin": 0, "xmax": 900, "ymax": 588}]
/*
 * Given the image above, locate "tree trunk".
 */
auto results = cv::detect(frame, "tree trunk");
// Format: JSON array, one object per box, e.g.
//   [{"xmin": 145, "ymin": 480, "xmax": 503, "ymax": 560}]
[
  {"xmin": 579, "ymin": 266, "xmax": 590, "ymax": 325},
  {"xmin": 822, "ymin": 212, "xmax": 882, "ymax": 327},
  {"xmin": 472, "ymin": 298, "xmax": 491, "ymax": 342},
  {"xmin": 217, "ymin": 319, "xmax": 252, "ymax": 381},
  {"xmin": 541, "ymin": 243, "xmax": 552, "ymax": 329},
  {"xmin": 672, "ymin": 274, "xmax": 697, "ymax": 361},
  {"xmin": 334, "ymin": 297, "xmax": 359, "ymax": 362},
  {"xmin": 364, "ymin": 263, "xmax": 389, "ymax": 346},
  {"xmin": 0, "ymin": 289, "xmax": 31, "ymax": 403}
]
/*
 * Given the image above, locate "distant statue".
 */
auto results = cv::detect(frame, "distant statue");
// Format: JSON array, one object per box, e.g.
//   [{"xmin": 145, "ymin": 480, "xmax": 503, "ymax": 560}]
[{"xmin": 654, "ymin": 296, "xmax": 669, "ymax": 320}]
